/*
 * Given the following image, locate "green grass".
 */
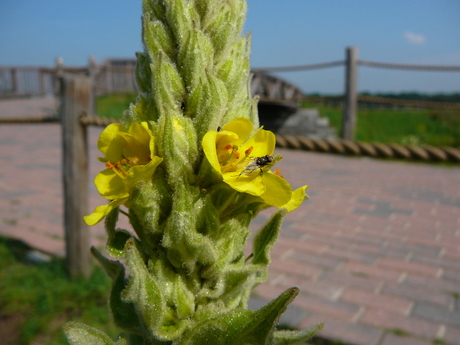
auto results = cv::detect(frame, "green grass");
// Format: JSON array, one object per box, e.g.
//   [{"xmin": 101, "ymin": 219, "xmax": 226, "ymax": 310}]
[
  {"xmin": 302, "ymin": 102, "xmax": 460, "ymax": 148},
  {"xmin": 96, "ymin": 94, "xmax": 460, "ymax": 148},
  {"xmin": 0, "ymin": 237, "xmax": 118, "ymax": 345},
  {"xmin": 96, "ymin": 93, "xmax": 137, "ymax": 119}
]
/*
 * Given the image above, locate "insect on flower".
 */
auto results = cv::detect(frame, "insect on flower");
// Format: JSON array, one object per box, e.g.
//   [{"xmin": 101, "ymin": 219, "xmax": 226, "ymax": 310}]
[{"xmin": 237, "ymin": 153, "xmax": 283, "ymax": 178}]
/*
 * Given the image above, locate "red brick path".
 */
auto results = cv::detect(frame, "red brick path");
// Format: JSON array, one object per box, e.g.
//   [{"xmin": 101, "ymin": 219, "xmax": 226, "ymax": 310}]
[{"xmin": 1, "ymin": 98, "xmax": 460, "ymax": 345}]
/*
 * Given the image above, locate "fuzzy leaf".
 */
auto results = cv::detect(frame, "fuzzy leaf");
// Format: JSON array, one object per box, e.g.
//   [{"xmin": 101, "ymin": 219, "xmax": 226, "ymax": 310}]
[
  {"xmin": 122, "ymin": 238, "xmax": 166, "ymax": 337},
  {"xmin": 64, "ymin": 322, "xmax": 126, "ymax": 345},
  {"xmin": 181, "ymin": 287, "xmax": 300, "ymax": 345},
  {"xmin": 144, "ymin": 15, "xmax": 175, "ymax": 62},
  {"xmin": 150, "ymin": 53, "xmax": 186, "ymax": 117},
  {"xmin": 252, "ymin": 209, "xmax": 287, "ymax": 266},
  {"xmin": 104, "ymin": 208, "xmax": 130, "ymax": 258},
  {"xmin": 162, "ymin": 181, "xmax": 218, "ymax": 271},
  {"xmin": 273, "ymin": 323, "xmax": 324, "ymax": 345},
  {"xmin": 91, "ymin": 247, "xmax": 143, "ymax": 334}
]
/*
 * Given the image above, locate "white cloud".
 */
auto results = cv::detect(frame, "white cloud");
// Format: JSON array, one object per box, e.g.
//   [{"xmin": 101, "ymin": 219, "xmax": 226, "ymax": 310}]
[{"xmin": 403, "ymin": 32, "xmax": 426, "ymax": 45}]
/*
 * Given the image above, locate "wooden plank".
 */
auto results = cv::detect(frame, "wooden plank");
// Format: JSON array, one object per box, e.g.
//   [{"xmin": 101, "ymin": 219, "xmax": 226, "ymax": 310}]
[{"xmin": 60, "ymin": 75, "xmax": 91, "ymax": 279}]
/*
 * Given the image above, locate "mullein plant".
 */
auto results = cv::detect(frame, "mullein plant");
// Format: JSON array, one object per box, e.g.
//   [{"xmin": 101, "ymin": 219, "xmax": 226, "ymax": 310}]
[{"xmin": 64, "ymin": 0, "xmax": 323, "ymax": 344}]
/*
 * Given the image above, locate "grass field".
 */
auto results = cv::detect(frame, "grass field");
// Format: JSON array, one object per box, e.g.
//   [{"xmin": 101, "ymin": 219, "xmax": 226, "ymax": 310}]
[
  {"xmin": 96, "ymin": 94, "xmax": 460, "ymax": 148},
  {"xmin": 96, "ymin": 92, "xmax": 137, "ymax": 120},
  {"xmin": 302, "ymin": 102, "xmax": 460, "ymax": 148},
  {"xmin": 0, "ymin": 237, "xmax": 117, "ymax": 345}
]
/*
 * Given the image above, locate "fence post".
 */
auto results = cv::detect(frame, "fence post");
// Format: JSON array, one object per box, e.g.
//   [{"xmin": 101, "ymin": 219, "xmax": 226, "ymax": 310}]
[
  {"xmin": 88, "ymin": 56, "xmax": 98, "ymax": 115},
  {"xmin": 342, "ymin": 46, "xmax": 359, "ymax": 140},
  {"xmin": 60, "ymin": 74, "xmax": 91, "ymax": 279},
  {"xmin": 54, "ymin": 57, "xmax": 64, "ymax": 97},
  {"xmin": 11, "ymin": 68, "xmax": 18, "ymax": 95}
]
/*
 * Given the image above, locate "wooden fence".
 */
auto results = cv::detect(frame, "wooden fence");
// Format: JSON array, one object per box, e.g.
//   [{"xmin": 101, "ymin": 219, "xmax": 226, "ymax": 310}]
[{"xmin": 2, "ymin": 48, "xmax": 460, "ymax": 142}]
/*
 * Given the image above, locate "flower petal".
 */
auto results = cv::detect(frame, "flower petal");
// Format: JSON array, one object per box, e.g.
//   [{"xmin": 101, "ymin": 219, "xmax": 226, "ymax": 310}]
[
  {"xmin": 221, "ymin": 117, "xmax": 253, "ymax": 141},
  {"xmin": 223, "ymin": 173, "xmax": 266, "ymax": 196},
  {"xmin": 98, "ymin": 123, "xmax": 124, "ymax": 159},
  {"xmin": 282, "ymin": 185, "xmax": 309, "ymax": 212},
  {"xmin": 123, "ymin": 156, "xmax": 163, "ymax": 191},
  {"xmin": 258, "ymin": 172, "xmax": 293, "ymax": 207},
  {"xmin": 94, "ymin": 169, "xmax": 129, "ymax": 200},
  {"xmin": 83, "ymin": 198, "xmax": 128, "ymax": 226},
  {"xmin": 242, "ymin": 128, "xmax": 276, "ymax": 157},
  {"xmin": 202, "ymin": 130, "xmax": 221, "ymax": 174}
]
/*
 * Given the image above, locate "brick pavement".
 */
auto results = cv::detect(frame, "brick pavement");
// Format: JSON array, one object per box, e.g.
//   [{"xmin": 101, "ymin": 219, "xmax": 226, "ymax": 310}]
[{"xmin": 1, "ymin": 98, "xmax": 460, "ymax": 345}]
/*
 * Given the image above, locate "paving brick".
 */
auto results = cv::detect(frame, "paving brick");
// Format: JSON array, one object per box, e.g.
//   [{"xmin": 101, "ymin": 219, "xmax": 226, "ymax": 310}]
[
  {"xmin": 276, "ymin": 236, "xmax": 329, "ymax": 254},
  {"xmin": 268, "ymin": 259, "xmax": 322, "ymax": 279},
  {"xmin": 411, "ymin": 254, "xmax": 460, "ymax": 272},
  {"xmin": 299, "ymin": 314, "xmax": 383, "ymax": 345},
  {"xmin": 340, "ymin": 261, "xmax": 404, "ymax": 282},
  {"xmin": 403, "ymin": 275, "xmax": 460, "ymax": 295},
  {"xmin": 376, "ymin": 257, "xmax": 442, "ymax": 278},
  {"xmin": 276, "ymin": 277, "xmax": 345, "ymax": 301},
  {"xmin": 442, "ymin": 269, "xmax": 460, "ymax": 284},
  {"xmin": 3, "ymin": 117, "xmax": 460, "ymax": 345},
  {"xmin": 341, "ymin": 288, "xmax": 413, "ymax": 315},
  {"xmin": 379, "ymin": 333, "xmax": 434, "ymax": 345},
  {"xmin": 411, "ymin": 302, "xmax": 460, "ymax": 327},
  {"xmin": 252, "ymin": 283, "xmax": 288, "ymax": 302},
  {"xmin": 289, "ymin": 250, "xmax": 344, "ymax": 270},
  {"xmin": 294, "ymin": 293, "xmax": 361, "ymax": 321},
  {"xmin": 359, "ymin": 308, "xmax": 440, "ymax": 339},
  {"xmin": 445, "ymin": 325, "xmax": 460, "ymax": 345},
  {"xmin": 386, "ymin": 241, "xmax": 443, "ymax": 258},
  {"xmin": 382, "ymin": 282, "xmax": 454, "ymax": 308},
  {"xmin": 317, "ymin": 270, "xmax": 384, "ymax": 292},
  {"xmin": 324, "ymin": 245, "xmax": 380, "ymax": 264}
]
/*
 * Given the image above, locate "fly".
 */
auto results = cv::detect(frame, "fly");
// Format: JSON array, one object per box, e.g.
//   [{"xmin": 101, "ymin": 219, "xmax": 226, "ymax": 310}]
[{"xmin": 237, "ymin": 154, "xmax": 283, "ymax": 178}]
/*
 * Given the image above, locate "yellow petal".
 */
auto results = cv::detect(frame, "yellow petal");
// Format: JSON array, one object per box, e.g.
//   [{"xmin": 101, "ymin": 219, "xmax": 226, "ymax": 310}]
[
  {"xmin": 98, "ymin": 123, "xmax": 124, "ymax": 157},
  {"xmin": 223, "ymin": 173, "xmax": 266, "ymax": 196},
  {"xmin": 258, "ymin": 172, "xmax": 293, "ymax": 207},
  {"xmin": 243, "ymin": 128, "xmax": 276, "ymax": 157},
  {"xmin": 94, "ymin": 169, "xmax": 129, "ymax": 200},
  {"xmin": 282, "ymin": 185, "xmax": 309, "ymax": 212},
  {"xmin": 221, "ymin": 118, "xmax": 253, "ymax": 140},
  {"xmin": 202, "ymin": 130, "xmax": 221, "ymax": 174},
  {"xmin": 130, "ymin": 122, "xmax": 151, "ymax": 145},
  {"xmin": 83, "ymin": 198, "xmax": 128, "ymax": 226},
  {"xmin": 119, "ymin": 132, "xmax": 151, "ymax": 163},
  {"xmin": 123, "ymin": 156, "xmax": 163, "ymax": 192}
]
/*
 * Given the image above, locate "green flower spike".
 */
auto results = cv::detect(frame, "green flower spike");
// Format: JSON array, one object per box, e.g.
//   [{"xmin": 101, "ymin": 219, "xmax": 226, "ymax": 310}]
[{"xmin": 66, "ymin": 0, "xmax": 322, "ymax": 344}]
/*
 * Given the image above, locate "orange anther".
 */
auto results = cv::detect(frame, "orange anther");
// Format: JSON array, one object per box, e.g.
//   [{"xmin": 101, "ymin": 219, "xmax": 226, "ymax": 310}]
[
  {"xmin": 274, "ymin": 168, "xmax": 281, "ymax": 175},
  {"xmin": 105, "ymin": 162, "xmax": 114, "ymax": 169},
  {"xmin": 224, "ymin": 144, "xmax": 233, "ymax": 150},
  {"xmin": 245, "ymin": 146, "xmax": 254, "ymax": 155}
]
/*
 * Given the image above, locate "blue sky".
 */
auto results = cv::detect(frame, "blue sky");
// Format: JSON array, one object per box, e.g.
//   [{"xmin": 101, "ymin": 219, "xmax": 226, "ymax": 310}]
[{"xmin": 1, "ymin": 0, "xmax": 459, "ymax": 94}]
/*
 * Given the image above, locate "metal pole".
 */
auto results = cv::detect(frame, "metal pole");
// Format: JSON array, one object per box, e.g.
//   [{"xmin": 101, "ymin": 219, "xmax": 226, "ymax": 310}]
[{"xmin": 342, "ymin": 47, "xmax": 359, "ymax": 140}]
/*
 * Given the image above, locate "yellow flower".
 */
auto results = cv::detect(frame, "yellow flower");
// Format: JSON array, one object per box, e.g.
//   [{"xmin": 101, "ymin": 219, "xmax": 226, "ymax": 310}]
[
  {"xmin": 84, "ymin": 122, "xmax": 163, "ymax": 225},
  {"xmin": 202, "ymin": 118, "xmax": 307, "ymax": 211}
]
